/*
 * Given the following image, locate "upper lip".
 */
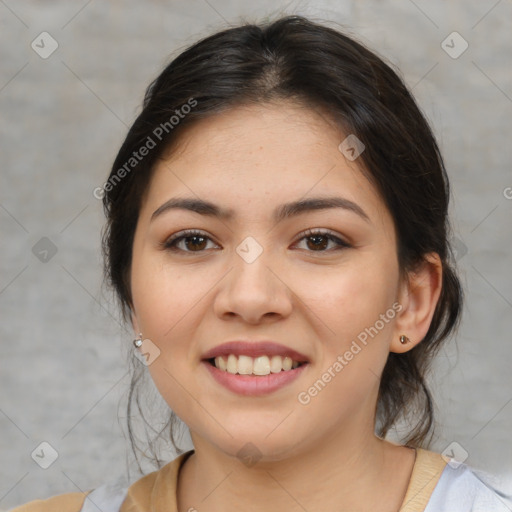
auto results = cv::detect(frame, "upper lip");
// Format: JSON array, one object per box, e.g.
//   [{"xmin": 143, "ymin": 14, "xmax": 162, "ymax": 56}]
[{"xmin": 202, "ymin": 341, "xmax": 310, "ymax": 362}]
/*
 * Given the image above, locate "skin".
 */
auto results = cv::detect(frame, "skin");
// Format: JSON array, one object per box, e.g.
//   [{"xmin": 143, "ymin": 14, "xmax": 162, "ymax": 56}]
[{"xmin": 130, "ymin": 101, "xmax": 443, "ymax": 512}]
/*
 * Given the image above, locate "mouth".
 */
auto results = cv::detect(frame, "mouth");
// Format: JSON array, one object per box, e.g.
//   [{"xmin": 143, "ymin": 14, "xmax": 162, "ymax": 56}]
[
  {"xmin": 204, "ymin": 354, "xmax": 308, "ymax": 376},
  {"xmin": 202, "ymin": 357, "xmax": 309, "ymax": 396},
  {"xmin": 200, "ymin": 340, "xmax": 310, "ymax": 396}
]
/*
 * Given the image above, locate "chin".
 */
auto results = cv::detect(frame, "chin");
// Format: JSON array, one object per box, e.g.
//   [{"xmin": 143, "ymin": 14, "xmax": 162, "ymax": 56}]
[{"xmin": 207, "ymin": 428, "xmax": 306, "ymax": 465}]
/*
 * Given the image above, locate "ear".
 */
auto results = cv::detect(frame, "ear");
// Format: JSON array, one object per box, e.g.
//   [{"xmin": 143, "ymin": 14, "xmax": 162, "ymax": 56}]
[{"xmin": 391, "ymin": 252, "xmax": 443, "ymax": 353}]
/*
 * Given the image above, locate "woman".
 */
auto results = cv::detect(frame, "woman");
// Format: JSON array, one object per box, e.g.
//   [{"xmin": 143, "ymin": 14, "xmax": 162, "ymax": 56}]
[{"xmin": 11, "ymin": 14, "xmax": 510, "ymax": 512}]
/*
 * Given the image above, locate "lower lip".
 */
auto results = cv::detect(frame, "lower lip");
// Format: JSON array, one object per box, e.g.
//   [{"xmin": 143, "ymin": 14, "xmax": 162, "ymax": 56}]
[{"xmin": 202, "ymin": 360, "xmax": 309, "ymax": 396}]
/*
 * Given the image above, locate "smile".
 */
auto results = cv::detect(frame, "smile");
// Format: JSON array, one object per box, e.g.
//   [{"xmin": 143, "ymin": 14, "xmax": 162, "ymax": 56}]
[
  {"xmin": 209, "ymin": 354, "xmax": 304, "ymax": 376},
  {"xmin": 203, "ymin": 358, "xmax": 309, "ymax": 396}
]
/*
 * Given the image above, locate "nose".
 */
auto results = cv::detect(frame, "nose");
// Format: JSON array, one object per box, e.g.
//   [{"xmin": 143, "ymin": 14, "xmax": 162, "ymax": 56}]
[{"xmin": 213, "ymin": 246, "xmax": 293, "ymax": 324}]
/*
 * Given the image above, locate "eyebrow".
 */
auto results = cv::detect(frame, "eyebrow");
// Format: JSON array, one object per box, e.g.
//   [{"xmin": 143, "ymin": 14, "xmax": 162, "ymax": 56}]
[{"xmin": 151, "ymin": 196, "xmax": 370, "ymax": 224}]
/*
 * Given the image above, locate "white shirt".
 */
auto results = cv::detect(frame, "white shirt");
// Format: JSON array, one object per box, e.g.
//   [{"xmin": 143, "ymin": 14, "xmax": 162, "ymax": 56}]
[{"xmin": 424, "ymin": 461, "xmax": 512, "ymax": 512}]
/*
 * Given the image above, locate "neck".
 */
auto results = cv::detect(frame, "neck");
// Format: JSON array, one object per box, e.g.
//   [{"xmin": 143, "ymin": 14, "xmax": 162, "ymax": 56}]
[{"xmin": 177, "ymin": 424, "xmax": 415, "ymax": 512}]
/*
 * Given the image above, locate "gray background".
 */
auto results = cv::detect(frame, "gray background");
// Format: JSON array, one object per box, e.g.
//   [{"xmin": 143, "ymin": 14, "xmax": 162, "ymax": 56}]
[{"xmin": 1, "ymin": 0, "xmax": 511, "ymax": 508}]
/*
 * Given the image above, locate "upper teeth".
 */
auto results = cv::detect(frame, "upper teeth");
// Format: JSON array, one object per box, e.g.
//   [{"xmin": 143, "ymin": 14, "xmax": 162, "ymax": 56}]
[{"xmin": 214, "ymin": 354, "xmax": 301, "ymax": 375}]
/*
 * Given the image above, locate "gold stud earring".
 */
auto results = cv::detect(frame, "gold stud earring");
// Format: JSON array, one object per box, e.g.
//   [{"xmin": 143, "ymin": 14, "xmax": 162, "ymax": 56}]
[
  {"xmin": 399, "ymin": 334, "xmax": 410, "ymax": 345},
  {"xmin": 133, "ymin": 333, "xmax": 143, "ymax": 348}
]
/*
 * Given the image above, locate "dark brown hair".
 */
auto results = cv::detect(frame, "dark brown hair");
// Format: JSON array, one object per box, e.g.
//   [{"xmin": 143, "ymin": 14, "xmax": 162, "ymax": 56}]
[{"xmin": 102, "ymin": 15, "xmax": 463, "ymax": 472}]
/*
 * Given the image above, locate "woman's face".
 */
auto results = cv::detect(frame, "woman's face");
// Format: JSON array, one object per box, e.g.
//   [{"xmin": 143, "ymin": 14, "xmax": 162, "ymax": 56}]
[{"xmin": 130, "ymin": 102, "xmax": 406, "ymax": 461}]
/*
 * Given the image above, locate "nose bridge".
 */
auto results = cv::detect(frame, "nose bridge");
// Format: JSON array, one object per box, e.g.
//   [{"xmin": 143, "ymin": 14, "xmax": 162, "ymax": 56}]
[
  {"xmin": 215, "ymin": 235, "xmax": 292, "ymax": 321},
  {"xmin": 231, "ymin": 235, "xmax": 277, "ymax": 292}
]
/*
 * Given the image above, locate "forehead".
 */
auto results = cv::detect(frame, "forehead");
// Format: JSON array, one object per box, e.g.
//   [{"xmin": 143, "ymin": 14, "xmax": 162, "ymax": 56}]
[
  {"xmin": 143, "ymin": 102, "xmax": 391, "ymax": 229},
  {"xmin": 162, "ymin": 101, "xmax": 344, "ymax": 168}
]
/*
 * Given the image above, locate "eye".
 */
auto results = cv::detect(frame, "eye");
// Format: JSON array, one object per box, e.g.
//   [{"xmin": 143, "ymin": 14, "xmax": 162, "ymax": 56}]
[
  {"xmin": 293, "ymin": 228, "xmax": 351, "ymax": 252},
  {"xmin": 162, "ymin": 229, "xmax": 219, "ymax": 253},
  {"xmin": 162, "ymin": 228, "xmax": 351, "ymax": 254}
]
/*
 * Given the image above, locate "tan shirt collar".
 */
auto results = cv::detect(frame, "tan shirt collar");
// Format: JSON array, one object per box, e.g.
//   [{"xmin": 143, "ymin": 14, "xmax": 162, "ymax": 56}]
[{"xmin": 121, "ymin": 448, "xmax": 447, "ymax": 512}]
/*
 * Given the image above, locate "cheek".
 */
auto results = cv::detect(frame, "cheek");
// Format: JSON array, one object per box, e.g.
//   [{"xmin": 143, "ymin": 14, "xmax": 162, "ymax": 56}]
[
  {"xmin": 130, "ymin": 256, "xmax": 208, "ymax": 419},
  {"xmin": 290, "ymin": 266, "xmax": 397, "ymax": 427},
  {"xmin": 301, "ymin": 257, "xmax": 397, "ymax": 330},
  {"xmin": 296, "ymin": 252, "xmax": 398, "ymax": 375},
  {"xmin": 131, "ymin": 252, "xmax": 201, "ymax": 337}
]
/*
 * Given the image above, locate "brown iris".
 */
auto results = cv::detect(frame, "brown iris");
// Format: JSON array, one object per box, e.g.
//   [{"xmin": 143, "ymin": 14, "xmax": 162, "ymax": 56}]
[
  {"xmin": 305, "ymin": 234, "xmax": 329, "ymax": 251},
  {"xmin": 184, "ymin": 235, "xmax": 208, "ymax": 251}
]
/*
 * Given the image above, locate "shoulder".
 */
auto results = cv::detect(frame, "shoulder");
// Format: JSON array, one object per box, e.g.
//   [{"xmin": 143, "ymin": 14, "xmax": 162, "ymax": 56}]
[
  {"xmin": 425, "ymin": 458, "xmax": 512, "ymax": 512},
  {"xmin": 7, "ymin": 451, "xmax": 193, "ymax": 512},
  {"xmin": 121, "ymin": 450, "xmax": 194, "ymax": 510},
  {"xmin": 7, "ymin": 491, "xmax": 88, "ymax": 512},
  {"xmin": 400, "ymin": 447, "xmax": 512, "ymax": 512},
  {"xmin": 8, "ymin": 483, "xmax": 129, "ymax": 512}
]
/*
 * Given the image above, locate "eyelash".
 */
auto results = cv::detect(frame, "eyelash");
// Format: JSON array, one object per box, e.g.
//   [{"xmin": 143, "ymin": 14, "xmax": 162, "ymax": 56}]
[{"xmin": 162, "ymin": 228, "xmax": 351, "ymax": 254}]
